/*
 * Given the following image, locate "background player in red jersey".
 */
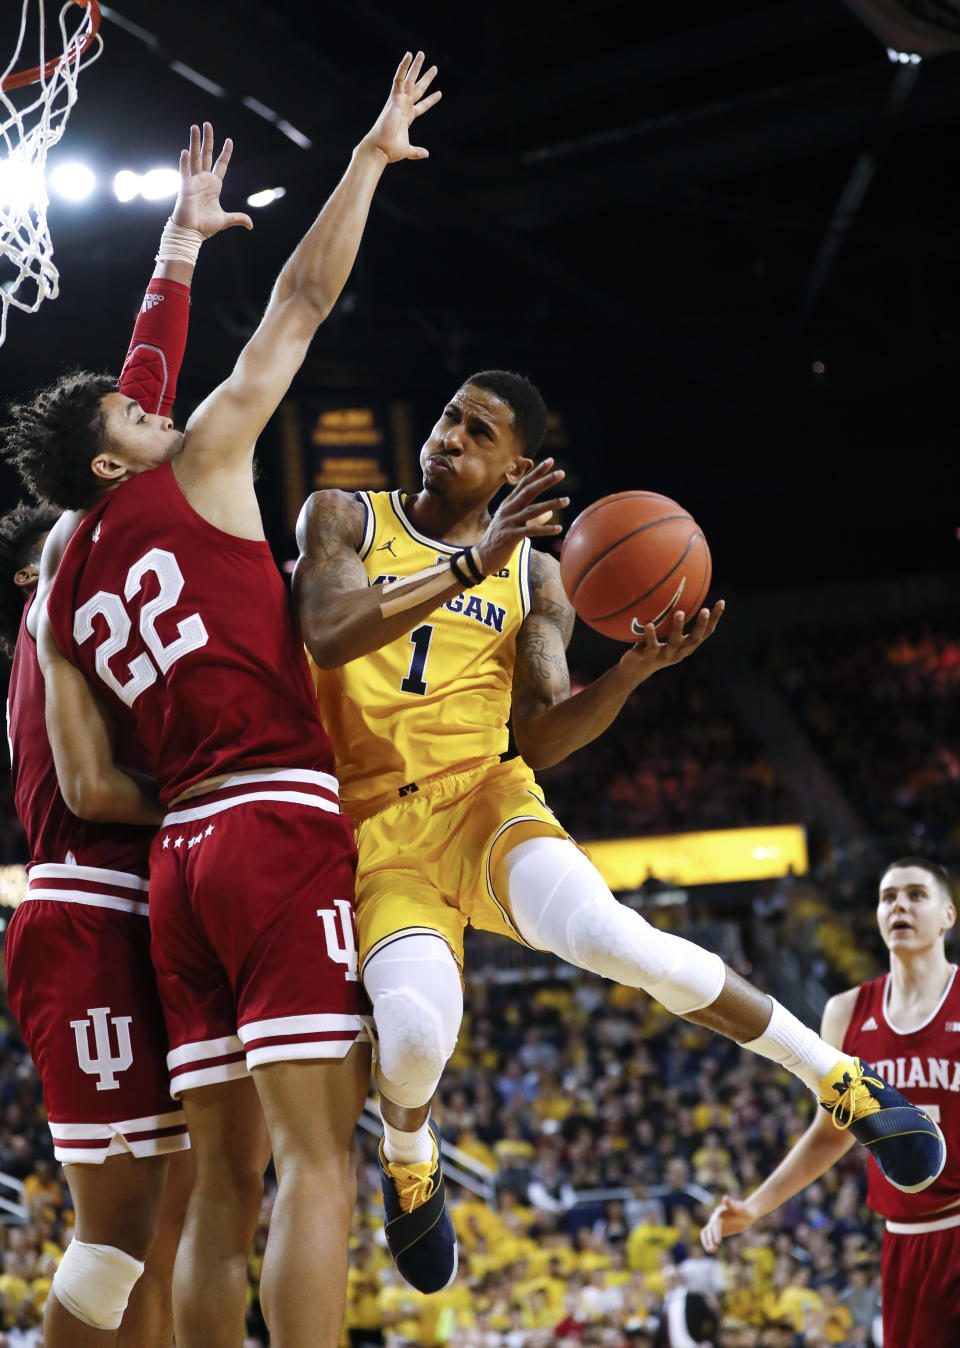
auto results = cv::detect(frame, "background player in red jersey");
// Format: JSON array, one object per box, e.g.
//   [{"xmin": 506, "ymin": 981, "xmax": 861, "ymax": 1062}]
[
  {"xmin": 15, "ymin": 55, "xmax": 443, "ymax": 1348},
  {"xmin": 0, "ymin": 503, "xmax": 59, "ymax": 654},
  {"xmin": 0, "ymin": 123, "xmax": 250, "ymax": 1347},
  {"xmin": 701, "ymin": 857, "xmax": 960, "ymax": 1348}
]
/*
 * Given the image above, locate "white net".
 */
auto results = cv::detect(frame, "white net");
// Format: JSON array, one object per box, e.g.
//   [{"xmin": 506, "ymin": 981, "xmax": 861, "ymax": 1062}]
[{"xmin": 0, "ymin": 1, "xmax": 102, "ymax": 346}]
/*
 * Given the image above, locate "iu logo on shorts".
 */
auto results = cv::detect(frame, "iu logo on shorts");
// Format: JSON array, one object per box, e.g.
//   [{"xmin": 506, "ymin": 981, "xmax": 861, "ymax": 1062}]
[
  {"xmin": 70, "ymin": 1007, "xmax": 134, "ymax": 1090},
  {"xmin": 317, "ymin": 899, "xmax": 359, "ymax": 982}
]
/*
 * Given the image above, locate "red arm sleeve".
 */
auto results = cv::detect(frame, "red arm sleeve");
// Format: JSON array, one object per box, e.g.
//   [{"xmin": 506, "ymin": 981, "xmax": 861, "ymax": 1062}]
[{"xmin": 118, "ymin": 278, "xmax": 191, "ymax": 417}]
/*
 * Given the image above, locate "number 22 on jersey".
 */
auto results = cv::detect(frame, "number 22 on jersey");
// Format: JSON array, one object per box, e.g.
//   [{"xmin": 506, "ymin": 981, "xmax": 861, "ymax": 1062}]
[{"xmin": 73, "ymin": 547, "xmax": 208, "ymax": 708}]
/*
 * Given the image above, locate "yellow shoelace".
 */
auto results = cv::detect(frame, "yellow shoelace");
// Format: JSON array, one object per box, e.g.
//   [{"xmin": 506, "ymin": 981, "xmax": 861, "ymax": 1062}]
[
  {"xmin": 827, "ymin": 1062, "xmax": 884, "ymax": 1130},
  {"xmin": 385, "ymin": 1154, "xmax": 438, "ymax": 1214}
]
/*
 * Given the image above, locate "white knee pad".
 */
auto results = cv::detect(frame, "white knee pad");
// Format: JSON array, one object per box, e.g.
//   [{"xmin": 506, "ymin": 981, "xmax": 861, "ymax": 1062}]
[
  {"xmin": 504, "ymin": 836, "xmax": 725, "ymax": 1016},
  {"xmin": 363, "ymin": 934, "xmax": 463, "ymax": 1110},
  {"xmin": 52, "ymin": 1238, "xmax": 144, "ymax": 1331}
]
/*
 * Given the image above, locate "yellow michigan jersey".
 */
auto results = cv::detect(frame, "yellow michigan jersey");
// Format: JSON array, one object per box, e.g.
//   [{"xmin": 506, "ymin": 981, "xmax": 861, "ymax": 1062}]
[{"xmin": 312, "ymin": 489, "xmax": 533, "ymax": 816}]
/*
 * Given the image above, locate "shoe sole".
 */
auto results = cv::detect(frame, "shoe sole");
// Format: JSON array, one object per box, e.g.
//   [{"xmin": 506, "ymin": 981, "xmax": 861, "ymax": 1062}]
[{"xmin": 437, "ymin": 1237, "xmax": 458, "ymax": 1291}]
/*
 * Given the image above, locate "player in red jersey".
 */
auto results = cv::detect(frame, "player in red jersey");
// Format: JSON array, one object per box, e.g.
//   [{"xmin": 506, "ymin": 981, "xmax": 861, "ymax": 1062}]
[
  {"xmin": 0, "ymin": 122, "xmax": 250, "ymax": 1348},
  {"xmin": 701, "ymin": 857, "xmax": 960, "ymax": 1348},
  {"xmin": 10, "ymin": 55, "xmax": 442, "ymax": 1348}
]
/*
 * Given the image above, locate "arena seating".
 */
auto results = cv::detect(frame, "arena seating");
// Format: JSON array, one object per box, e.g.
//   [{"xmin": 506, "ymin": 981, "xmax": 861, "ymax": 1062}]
[
  {"xmin": 0, "ymin": 911, "xmax": 886, "ymax": 1346},
  {"xmin": 540, "ymin": 658, "xmax": 798, "ymax": 841},
  {"xmin": 767, "ymin": 624, "xmax": 960, "ymax": 862}
]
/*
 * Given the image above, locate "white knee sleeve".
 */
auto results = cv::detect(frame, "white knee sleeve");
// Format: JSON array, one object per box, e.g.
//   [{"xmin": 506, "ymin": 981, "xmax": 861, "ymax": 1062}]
[
  {"xmin": 52, "ymin": 1238, "xmax": 144, "ymax": 1331},
  {"xmin": 504, "ymin": 836, "xmax": 726, "ymax": 1016},
  {"xmin": 363, "ymin": 934, "xmax": 463, "ymax": 1110}
]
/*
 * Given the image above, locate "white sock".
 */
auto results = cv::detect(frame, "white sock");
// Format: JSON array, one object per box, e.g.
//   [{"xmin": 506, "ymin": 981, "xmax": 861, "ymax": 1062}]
[
  {"xmin": 381, "ymin": 1116, "xmax": 434, "ymax": 1167},
  {"xmin": 743, "ymin": 999, "xmax": 856, "ymax": 1095}
]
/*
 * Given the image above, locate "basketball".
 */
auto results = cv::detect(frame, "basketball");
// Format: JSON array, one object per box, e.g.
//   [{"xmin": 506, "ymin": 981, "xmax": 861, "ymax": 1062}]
[{"xmin": 560, "ymin": 491, "xmax": 711, "ymax": 643}]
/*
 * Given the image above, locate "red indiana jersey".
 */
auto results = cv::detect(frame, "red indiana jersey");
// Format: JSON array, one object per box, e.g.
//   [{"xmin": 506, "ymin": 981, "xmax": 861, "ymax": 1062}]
[
  {"xmin": 45, "ymin": 462, "xmax": 335, "ymax": 805},
  {"xmin": 843, "ymin": 966, "xmax": 960, "ymax": 1222},
  {"xmin": 7, "ymin": 596, "xmax": 153, "ymax": 873},
  {"xmin": 6, "ymin": 276, "xmax": 192, "ymax": 868}
]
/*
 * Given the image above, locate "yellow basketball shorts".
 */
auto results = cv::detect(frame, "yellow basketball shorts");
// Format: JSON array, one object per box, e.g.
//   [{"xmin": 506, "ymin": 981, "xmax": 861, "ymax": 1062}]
[{"xmin": 354, "ymin": 757, "xmax": 569, "ymax": 972}]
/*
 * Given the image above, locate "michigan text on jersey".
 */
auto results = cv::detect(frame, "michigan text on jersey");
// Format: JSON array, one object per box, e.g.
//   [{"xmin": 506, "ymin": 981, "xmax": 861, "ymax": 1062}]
[{"xmin": 372, "ymin": 574, "xmax": 507, "ymax": 633}]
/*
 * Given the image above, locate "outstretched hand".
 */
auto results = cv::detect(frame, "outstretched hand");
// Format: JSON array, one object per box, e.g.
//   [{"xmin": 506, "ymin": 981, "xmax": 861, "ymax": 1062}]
[
  {"xmin": 171, "ymin": 122, "xmax": 253, "ymax": 239},
  {"xmin": 619, "ymin": 599, "xmax": 725, "ymax": 687},
  {"xmin": 363, "ymin": 51, "xmax": 442, "ymax": 164},
  {"xmin": 475, "ymin": 459, "xmax": 569, "ymax": 576},
  {"xmin": 700, "ymin": 1195, "xmax": 756, "ymax": 1253}
]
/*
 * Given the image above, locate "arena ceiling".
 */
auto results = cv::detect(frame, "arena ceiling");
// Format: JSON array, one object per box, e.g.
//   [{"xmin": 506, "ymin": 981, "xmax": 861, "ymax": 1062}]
[{"xmin": 1, "ymin": 0, "xmax": 959, "ymax": 587}]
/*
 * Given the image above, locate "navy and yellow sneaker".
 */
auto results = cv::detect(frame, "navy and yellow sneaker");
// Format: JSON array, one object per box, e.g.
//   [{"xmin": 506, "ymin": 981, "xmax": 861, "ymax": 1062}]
[
  {"xmin": 379, "ymin": 1122, "xmax": 458, "ymax": 1294},
  {"xmin": 819, "ymin": 1057, "xmax": 947, "ymax": 1193}
]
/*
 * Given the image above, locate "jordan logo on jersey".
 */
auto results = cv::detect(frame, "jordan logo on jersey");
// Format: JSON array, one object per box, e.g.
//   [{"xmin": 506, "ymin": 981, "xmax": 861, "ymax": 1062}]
[
  {"xmin": 377, "ymin": 538, "xmax": 396, "ymax": 555},
  {"xmin": 71, "ymin": 1006, "xmax": 134, "ymax": 1090},
  {"xmin": 861, "ymin": 1016, "xmax": 879, "ymax": 1032}
]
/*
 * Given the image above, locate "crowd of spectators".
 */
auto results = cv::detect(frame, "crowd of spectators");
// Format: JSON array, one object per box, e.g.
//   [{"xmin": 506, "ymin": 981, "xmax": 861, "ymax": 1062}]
[
  {"xmin": 539, "ymin": 658, "xmax": 798, "ymax": 841},
  {"xmin": 0, "ymin": 905, "xmax": 892, "ymax": 1347},
  {"xmin": 768, "ymin": 623, "xmax": 960, "ymax": 862},
  {"xmin": 321, "ymin": 954, "xmax": 884, "ymax": 1348},
  {"xmin": 0, "ymin": 972, "xmax": 68, "ymax": 1346}
]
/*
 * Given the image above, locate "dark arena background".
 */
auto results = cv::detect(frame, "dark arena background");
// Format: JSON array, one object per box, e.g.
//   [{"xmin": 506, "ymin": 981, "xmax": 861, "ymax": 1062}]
[{"xmin": 0, "ymin": 2, "xmax": 958, "ymax": 1345}]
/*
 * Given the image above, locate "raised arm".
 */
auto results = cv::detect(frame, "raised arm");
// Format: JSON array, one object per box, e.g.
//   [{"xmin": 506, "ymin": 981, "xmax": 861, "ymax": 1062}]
[
  {"xmin": 295, "ymin": 461, "xmax": 567, "ymax": 668},
  {"xmin": 699, "ymin": 990, "xmax": 860, "ymax": 1253},
  {"xmin": 511, "ymin": 555, "xmax": 724, "ymax": 770},
  {"xmin": 119, "ymin": 121, "xmax": 252, "ymax": 417},
  {"xmin": 176, "ymin": 54, "xmax": 441, "ymax": 522},
  {"xmin": 37, "ymin": 611, "xmax": 163, "ymax": 826},
  {"xmin": 26, "ymin": 124, "xmax": 241, "ymax": 639}
]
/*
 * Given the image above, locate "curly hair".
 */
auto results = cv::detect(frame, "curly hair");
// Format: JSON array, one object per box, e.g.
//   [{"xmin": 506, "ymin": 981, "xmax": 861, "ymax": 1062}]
[
  {"xmin": 1, "ymin": 370, "xmax": 118, "ymax": 511},
  {"xmin": 462, "ymin": 369, "xmax": 549, "ymax": 458},
  {"xmin": 0, "ymin": 501, "xmax": 61, "ymax": 658}
]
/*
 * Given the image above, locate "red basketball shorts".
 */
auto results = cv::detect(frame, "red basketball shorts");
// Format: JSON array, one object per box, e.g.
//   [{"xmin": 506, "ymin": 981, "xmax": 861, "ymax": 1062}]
[
  {"xmin": 148, "ymin": 769, "xmax": 369, "ymax": 1097},
  {"xmin": 4, "ymin": 863, "xmax": 189, "ymax": 1165},
  {"xmin": 882, "ymin": 1212, "xmax": 960, "ymax": 1348}
]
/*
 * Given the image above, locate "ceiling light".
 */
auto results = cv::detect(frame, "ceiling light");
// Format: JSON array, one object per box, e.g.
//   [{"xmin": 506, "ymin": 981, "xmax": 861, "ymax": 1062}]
[
  {"xmin": 140, "ymin": 167, "xmax": 181, "ymax": 201},
  {"xmin": 0, "ymin": 154, "xmax": 45, "ymax": 212},
  {"xmin": 113, "ymin": 169, "xmax": 142, "ymax": 202},
  {"xmin": 246, "ymin": 186, "xmax": 286, "ymax": 208},
  {"xmin": 48, "ymin": 161, "xmax": 96, "ymax": 202}
]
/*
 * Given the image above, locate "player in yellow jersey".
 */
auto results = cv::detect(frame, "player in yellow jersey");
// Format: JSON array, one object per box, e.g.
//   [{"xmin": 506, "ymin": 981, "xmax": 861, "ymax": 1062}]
[{"xmin": 295, "ymin": 370, "xmax": 945, "ymax": 1295}]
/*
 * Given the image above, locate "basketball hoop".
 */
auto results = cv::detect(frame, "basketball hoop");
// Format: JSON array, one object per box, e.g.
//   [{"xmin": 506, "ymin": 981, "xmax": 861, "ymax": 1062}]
[{"xmin": 0, "ymin": 2, "xmax": 103, "ymax": 346}]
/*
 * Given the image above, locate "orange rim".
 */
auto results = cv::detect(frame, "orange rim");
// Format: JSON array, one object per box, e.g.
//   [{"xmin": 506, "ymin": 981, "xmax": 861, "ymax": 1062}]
[{"xmin": 2, "ymin": 0, "xmax": 101, "ymax": 92}]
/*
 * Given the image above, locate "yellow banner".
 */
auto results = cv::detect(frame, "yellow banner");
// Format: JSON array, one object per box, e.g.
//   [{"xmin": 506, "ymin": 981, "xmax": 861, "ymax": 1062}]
[
  {"xmin": 0, "ymin": 825, "xmax": 806, "ymax": 911},
  {"xmin": 585, "ymin": 824, "xmax": 808, "ymax": 891}
]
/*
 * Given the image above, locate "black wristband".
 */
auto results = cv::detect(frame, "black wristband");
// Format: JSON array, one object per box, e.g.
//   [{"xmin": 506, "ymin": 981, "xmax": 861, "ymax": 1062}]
[
  {"xmin": 453, "ymin": 549, "xmax": 477, "ymax": 587},
  {"xmin": 447, "ymin": 549, "xmax": 480, "ymax": 587},
  {"xmin": 463, "ymin": 546, "xmax": 485, "ymax": 584}
]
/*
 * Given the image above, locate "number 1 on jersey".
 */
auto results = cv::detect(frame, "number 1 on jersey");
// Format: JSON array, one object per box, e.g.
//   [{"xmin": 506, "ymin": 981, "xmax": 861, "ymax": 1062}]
[{"xmin": 400, "ymin": 624, "xmax": 434, "ymax": 696}]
